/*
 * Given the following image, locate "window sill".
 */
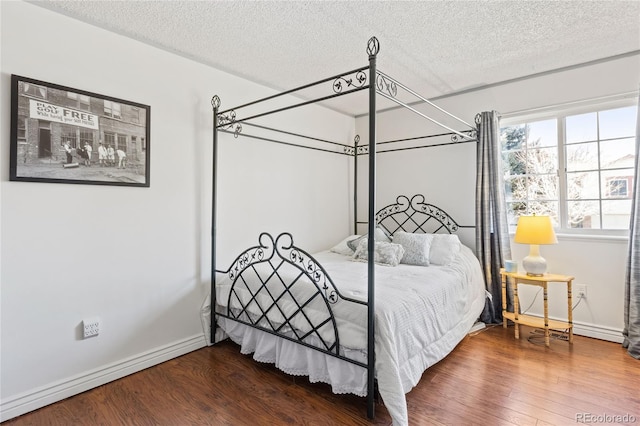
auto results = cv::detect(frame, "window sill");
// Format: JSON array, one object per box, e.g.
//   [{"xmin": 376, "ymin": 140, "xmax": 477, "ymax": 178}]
[
  {"xmin": 555, "ymin": 233, "xmax": 629, "ymax": 244},
  {"xmin": 509, "ymin": 231, "xmax": 629, "ymax": 244}
]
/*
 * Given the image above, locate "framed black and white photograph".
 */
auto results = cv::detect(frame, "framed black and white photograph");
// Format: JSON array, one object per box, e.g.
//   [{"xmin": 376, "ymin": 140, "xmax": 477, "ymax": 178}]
[{"xmin": 10, "ymin": 75, "xmax": 150, "ymax": 187}]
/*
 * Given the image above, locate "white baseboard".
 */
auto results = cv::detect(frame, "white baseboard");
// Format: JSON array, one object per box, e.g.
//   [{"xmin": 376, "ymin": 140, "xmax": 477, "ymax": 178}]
[
  {"xmin": 519, "ymin": 314, "xmax": 624, "ymax": 343},
  {"xmin": 0, "ymin": 334, "xmax": 207, "ymax": 422},
  {"xmin": 572, "ymin": 322, "xmax": 624, "ymax": 343}
]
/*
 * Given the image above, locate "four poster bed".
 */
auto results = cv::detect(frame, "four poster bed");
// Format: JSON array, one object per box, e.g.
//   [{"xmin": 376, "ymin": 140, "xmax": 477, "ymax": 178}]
[{"xmin": 207, "ymin": 37, "xmax": 486, "ymax": 426}]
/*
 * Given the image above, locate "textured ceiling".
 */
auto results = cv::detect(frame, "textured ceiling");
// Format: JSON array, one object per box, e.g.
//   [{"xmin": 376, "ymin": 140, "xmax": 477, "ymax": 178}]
[{"xmin": 30, "ymin": 0, "xmax": 640, "ymax": 116}]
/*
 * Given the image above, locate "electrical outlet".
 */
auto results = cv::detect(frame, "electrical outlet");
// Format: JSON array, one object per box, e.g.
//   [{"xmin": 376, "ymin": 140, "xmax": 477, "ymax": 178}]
[
  {"xmin": 575, "ymin": 285, "xmax": 587, "ymax": 299},
  {"xmin": 83, "ymin": 317, "xmax": 100, "ymax": 338}
]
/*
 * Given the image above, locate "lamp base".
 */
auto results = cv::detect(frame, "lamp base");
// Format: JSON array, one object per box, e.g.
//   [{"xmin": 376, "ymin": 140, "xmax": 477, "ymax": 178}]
[{"xmin": 522, "ymin": 244, "xmax": 548, "ymax": 276}]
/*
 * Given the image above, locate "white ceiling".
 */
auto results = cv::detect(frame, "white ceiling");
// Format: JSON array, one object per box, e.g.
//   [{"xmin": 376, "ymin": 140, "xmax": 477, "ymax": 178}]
[{"xmin": 30, "ymin": 0, "xmax": 640, "ymax": 116}]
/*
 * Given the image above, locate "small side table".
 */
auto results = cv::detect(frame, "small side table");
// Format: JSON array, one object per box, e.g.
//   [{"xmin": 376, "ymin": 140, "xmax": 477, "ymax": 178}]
[{"xmin": 501, "ymin": 269, "xmax": 574, "ymax": 347}]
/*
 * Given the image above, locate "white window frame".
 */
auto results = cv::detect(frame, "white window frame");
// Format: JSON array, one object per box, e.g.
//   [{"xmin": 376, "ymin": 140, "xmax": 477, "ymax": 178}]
[{"xmin": 501, "ymin": 92, "xmax": 638, "ymax": 237}]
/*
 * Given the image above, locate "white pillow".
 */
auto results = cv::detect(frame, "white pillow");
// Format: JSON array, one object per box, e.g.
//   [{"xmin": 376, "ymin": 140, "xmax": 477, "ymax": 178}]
[
  {"xmin": 377, "ymin": 225, "xmax": 393, "ymax": 240},
  {"xmin": 329, "ymin": 234, "xmax": 360, "ymax": 256},
  {"xmin": 391, "ymin": 231, "xmax": 432, "ymax": 266},
  {"xmin": 346, "ymin": 227, "xmax": 391, "ymax": 252},
  {"xmin": 429, "ymin": 234, "xmax": 461, "ymax": 266},
  {"xmin": 352, "ymin": 239, "xmax": 405, "ymax": 267}
]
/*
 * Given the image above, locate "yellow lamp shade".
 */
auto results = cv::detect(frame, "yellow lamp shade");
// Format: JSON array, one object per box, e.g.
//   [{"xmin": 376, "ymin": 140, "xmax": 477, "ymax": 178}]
[
  {"xmin": 514, "ymin": 215, "xmax": 557, "ymax": 276},
  {"xmin": 514, "ymin": 215, "xmax": 558, "ymax": 245}
]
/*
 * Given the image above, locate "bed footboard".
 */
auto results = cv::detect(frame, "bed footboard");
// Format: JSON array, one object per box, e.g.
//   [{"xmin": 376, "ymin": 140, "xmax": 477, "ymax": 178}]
[{"xmin": 213, "ymin": 232, "xmax": 367, "ymax": 365}]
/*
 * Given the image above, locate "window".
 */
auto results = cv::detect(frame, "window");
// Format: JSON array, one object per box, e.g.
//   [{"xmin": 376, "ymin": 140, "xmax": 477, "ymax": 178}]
[
  {"xmin": 80, "ymin": 130, "xmax": 94, "ymax": 150},
  {"xmin": 502, "ymin": 119, "xmax": 559, "ymax": 225},
  {"xmin": 61, "ymin": 127, "xmax": 78, "ymax": 148},
  {"xmin": 17, "ymin": 118, "xmax": 26, "ymax": 142},
  {"xmin": 104, "ymin": 132, "xmax": 115, "ymax": 148},
  {"xmin": 117, "ymin": 134, "xmax": 127, "ymax": 152},
  {"xmin": 501, "ymin": 100, "xmax": 637, "ymax": 233},
  {"xmin": 67, "ymin": 92, "xmax": 91, "ymax": 111},
  {"xmin": 131, "ymin": 136, "xmax": 138, "ymax": 161},
  {"xmin": 104, "ymin": 100, "xmax": 122, "ymax": 119},
  {"xmin": 22, "ymin": 82, "xmax": 47, "ymax": 98}
]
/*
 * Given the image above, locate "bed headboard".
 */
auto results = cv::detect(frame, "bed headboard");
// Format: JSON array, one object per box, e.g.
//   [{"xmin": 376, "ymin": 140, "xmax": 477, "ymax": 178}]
[{"xmin": 375, "ymin": 194, "xmax": 459, "ymax": 235}]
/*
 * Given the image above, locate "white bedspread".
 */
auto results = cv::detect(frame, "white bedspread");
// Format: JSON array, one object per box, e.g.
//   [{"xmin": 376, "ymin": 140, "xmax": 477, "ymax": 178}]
[{"xmin": 203, "ymin": 245, "xmax": 486, "ymax": 426}]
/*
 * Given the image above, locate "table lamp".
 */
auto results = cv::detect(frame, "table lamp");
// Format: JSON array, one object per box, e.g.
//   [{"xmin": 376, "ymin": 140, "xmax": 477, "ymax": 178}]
[{"xmin": 514, "ymin": 215, "xmax": 557, "ymax": 276}]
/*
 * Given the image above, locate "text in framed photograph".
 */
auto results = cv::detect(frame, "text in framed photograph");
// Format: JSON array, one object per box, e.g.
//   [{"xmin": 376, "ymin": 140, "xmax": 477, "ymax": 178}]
[{"xmin": 10, "ymin": 75, "xmax": 150, "ymax": 187}]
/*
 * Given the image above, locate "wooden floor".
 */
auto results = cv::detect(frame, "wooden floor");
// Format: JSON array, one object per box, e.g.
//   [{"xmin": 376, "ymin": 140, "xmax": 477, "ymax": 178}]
[{"xmin": 4, "ymin": 325, "xmax": 639, "ymax": 425}]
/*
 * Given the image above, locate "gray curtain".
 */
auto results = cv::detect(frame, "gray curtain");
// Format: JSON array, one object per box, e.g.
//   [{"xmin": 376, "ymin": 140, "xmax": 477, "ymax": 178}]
[
  {"xmin": 475, "ymin": 111, "xmax": 512, "ymax": 324},
  {"xmin": 623, "ymin": 93, "xmax": 640, "ymax": 359}
]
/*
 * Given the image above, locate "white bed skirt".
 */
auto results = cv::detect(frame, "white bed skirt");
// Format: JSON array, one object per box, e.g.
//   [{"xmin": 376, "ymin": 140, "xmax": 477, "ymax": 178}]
[
  {"xmin": 218, "ymin": 318, "xmax": 369, "ymax": 396},
  {"xmin": 201, "ymin": 296, "xmax": 369, "ymax": 395}
]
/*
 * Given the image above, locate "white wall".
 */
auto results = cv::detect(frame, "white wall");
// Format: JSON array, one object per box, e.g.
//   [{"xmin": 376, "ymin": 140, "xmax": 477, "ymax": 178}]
[
  {"xmin": 2, "ymin": 1, "xmax": 636, "ymax": 420},
  {"xmin": 0, "ymin": 1, "xmax": 354, "ymax": 420},
  {"xmin": 357, "ymin": 53, "xmax": 640, "ymax": 342}
]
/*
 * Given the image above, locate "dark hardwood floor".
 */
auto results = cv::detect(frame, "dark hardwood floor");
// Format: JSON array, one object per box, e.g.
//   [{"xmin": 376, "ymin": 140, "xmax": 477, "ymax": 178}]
[{"xmin": 4, "ymin": 324, "xmax": 639, "ymax": 425}]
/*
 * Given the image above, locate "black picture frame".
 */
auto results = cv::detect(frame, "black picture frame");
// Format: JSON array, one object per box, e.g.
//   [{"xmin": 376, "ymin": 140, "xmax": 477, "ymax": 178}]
[{"xmin": 10, "ymin": 75, "xmax": 150, "ymax": 187}]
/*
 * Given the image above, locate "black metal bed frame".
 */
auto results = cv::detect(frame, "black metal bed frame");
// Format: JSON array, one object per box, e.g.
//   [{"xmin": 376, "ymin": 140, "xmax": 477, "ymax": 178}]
[
  {"xmin": 376, "ymin": 194, "xmax": 459, "ymax": 236},
  {"xmin": 215, "ymin": 232, "xmax": 367, "ymax": 364},
  {"xmin": 210, "ymin": 37, "xmax": 478, "ymax": 420}
]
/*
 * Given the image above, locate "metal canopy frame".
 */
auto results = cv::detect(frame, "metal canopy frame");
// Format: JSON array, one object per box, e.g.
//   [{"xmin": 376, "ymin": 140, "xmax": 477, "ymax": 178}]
[{"xmin": 210, "ymin": 36, "xmax": 478, "ymax": 420}]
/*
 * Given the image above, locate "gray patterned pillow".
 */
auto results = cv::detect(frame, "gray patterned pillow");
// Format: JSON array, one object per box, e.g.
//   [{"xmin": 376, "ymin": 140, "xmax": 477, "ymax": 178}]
[
  {"xmin": 352, "ymin": 239, "xmax": 405, "ymax": 267},
  {"xmin": 391, "ymin": 231, "xmax": 433, "ymax": 266},
  {"xmin": 347, "ymin": 235, "xmax": 366, "ymax": 252},
  {"xmin": 346, "ymin": 227, "xmax": 390, "ymax": 252}
]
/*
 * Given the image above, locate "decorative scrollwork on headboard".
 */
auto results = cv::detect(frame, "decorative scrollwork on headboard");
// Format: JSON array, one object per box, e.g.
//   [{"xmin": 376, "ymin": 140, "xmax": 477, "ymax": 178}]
[
  {"xmin": 375, "ymin": 195, "xmax": 411, "ymax": 224},
  {"xmin": 375, "ymin": 194, "xmax": 459, "ymax": 235}
]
